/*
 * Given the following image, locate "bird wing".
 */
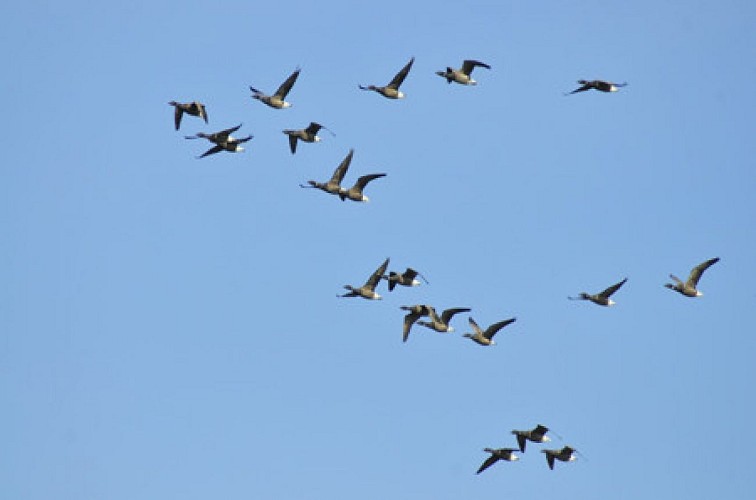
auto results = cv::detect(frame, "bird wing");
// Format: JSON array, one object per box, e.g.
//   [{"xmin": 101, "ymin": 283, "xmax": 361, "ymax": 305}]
[
  {"xmin": 275, "ymin": 68, "xmax": 301, "ymax": 98},
  {"xmin": 198, "ymin": 145, "xmax": 223, "ymax": 158},
  {"xmin": 546, "ymin": 453, "xmax": 555, "ymax": 470},
  {"xmin": 599, "ymin": 277, "xmax": 628, "ymax": 298},
  {"xmin": 354, "ymin": 173, "xmax": 387, "ymax": 191},
  {"xmin": 388, "ymin": 57, "xmax": 414, "ymax": 89},
  {"xmin": 330, "ymin": 149, "xmax": 354, "ymax": 184},
  {"xmin": 461, "ymin": 59, "xmax": 490, "ymax": 74},
  {"xmin": 402, "ymin": 310, "xmax": 424, "ymax": 342},
  {"xmin": 215, "ymin": 123, "xmax": 243, "ymax": 141},
  {"xmin": 483, "ymin": 318, "xmax": 516, "ymax": 339},
  {"xmin": 196, "ymin": 102, "xmax": 208, "ymax": 123},
  {"xmin": 173, "ymin": 106, "xmax": 183, "ymax": 130},
  {"xmin": 515, "ymin": 433, "xmax": 527, "ymax": 453},
  {"xmin": 566, "ymin": 82, "xmax": 592, "ymax": 94},
  {"xmin": 288, "ymin": 135, "xmax": 298, "ymax": 154},
  {"xmin": 365, "ymin": 258, "xmax": 390, "ymax": 289},
  {"xmin": 440, "ymin": 307, "xmax": 472, "ymax": 324},
  {"xmin": 476, "ymin": 454, "xmax": 499, "ymax": 474},
  {"xmin": 467, "ymin": 316, "xmax": 483, "ymax": 335},
  {"xmin": 305, "ymin": 122, "xmax": 323, "ymax": 135},
  {"xmin": 687, "ymin": 257, "xmax": 719, "ymax": 287}
]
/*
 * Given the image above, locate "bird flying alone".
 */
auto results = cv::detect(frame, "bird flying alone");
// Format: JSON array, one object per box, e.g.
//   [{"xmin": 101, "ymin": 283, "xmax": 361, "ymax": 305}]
[
  {"xmin": 184, "ymin": 124, "xmax": 252, "ymax": 159},
  {"xmin": 339, "ymin": 258, "xmax": 390, "ymax": 300},
  {"xmin": 569, "ymin": 277, "xmax": 628, "ymax": 306},
  {"xmin": 476, "ymin": 448, "xmax": 519, "ymax": 474},
  {"xmin": 359, "ymin": 57, "xmax": 414, "ymax": 99},
  {"xmin": 463, "ymin": 316, "xmax": 516, "ymax": 346},
  {"xmin": 169, "ymin": 101, "xmax": 208, "ymax": 130},
  {"xmin": 282, "ymin": 122, "xmax": 334, "ymax": 154},
  {"xmin": 665, "ymin": 257, "xmax": 719, "ymax": 297},
  {"xmin": 249, "ymin": 68, "xmax": 301, "ymax": 109},
  {"xmin": 565, "ymin": 79, "xmax": 627, "ymax": 95},
  {"xmin": 436, "ymin": 59, "xmax": 490, "ymax": 85}
]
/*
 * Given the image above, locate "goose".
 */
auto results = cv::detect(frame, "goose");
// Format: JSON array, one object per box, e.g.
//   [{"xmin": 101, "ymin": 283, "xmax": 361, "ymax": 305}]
[
  {"xmin": 565, "ymin": 79, "xmax": 627, "ymax": 95},
  {"xmin": 417, "ymin": 307, "xmax": 471, "ymax": 333},
  {"xmin": 168, "ymin": 101, "xmax": 208, "ymax": 130},
  {"xmin": 476, "ymin": 448, "xmax": 519, "ymax": 474},
  {"xmin": 300, "ymin": 149, "xmax": 354, "ymax": 196},
  {"xmin": 382, "ymin": 267, "xmax": 429, "ymax": 291},
  {"xmin": 568, "ymin": 277, "xmax": 628, "ymax": 306},
  {"xmin": 282, "ymin": 122, "xmax": 334, "ymax": 154},
  {"xmin": 184, "ymin": 124, "xmax": 252, "ymax": 159},
  {"xmin": 541, "ymin": 446, "xmax": 577, "ymax": 470},
  {"xmin": 359, "ymin": 57, "xmax": 414, "ymax": 99},
  {"xmin": 339, "ymin": 258, "xmax": 390, "ymax": 300},
  {"xmin": 463, "ymin": 316, "xmax": 516, "ymax": 346},
  {"xmin": 249, "ymin": 68, "xmax": 300, "ymax": 109},
  {"xmin": 511, "ymin": 424, "xmax": 551, "ymax": 453},
  {"xmin": 665, "ymin": 257, "xmax": 719, "ymax": 297},
  {"xmin": 399, "ymin": 305, "xmax": 433, "ymax": 342},
  {"xmin": 339, "ymin": 173, "xmax": 387, "ymax": 202},
  {"xmin": 436, "ymin": 59, "xmax": 490, "ymax": 85}
]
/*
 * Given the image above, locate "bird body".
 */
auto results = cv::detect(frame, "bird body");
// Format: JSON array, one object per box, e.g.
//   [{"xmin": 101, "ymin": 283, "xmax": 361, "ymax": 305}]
[
  {"xmin": 511, "ymin": 424, "xmax": 551, "ymax": 453},
  {"xmin": 463, "ymin": 316, "xmax": 516, "ymax": 346},
  {"xmin": 569, "ymin": 277, "xmax": 628, "ymax": 306},
  {"xmin": 541, "ymin": 446, "xmax": 577, "ymax": 470},
  {"xmin": 476, "ymin": 448, "xmax": 519, "ymax": 474},
  {"xmin": 339, "ymin": 173, "xmax": 387, "ymax": 202},
  {"xmin": 359, "ymin": 57, "xmax": 414, "ymax": 99},
  {"xmin": 436, "ymin": 59, "xmax": 490, "ymax": 85},
  {"xmin": 339, "ymin": 258, "xmax": 390, "ymax": 300},
  {"xmin": 665, "ymin": 257, "xmax": 719, "ymax": 297},
  {"xmin": 169, "ymin": 101, "xmax": 208, "ymax": 130},
  {"xmin": 282, "ymin": 122, "xmax": 333, "ymax": 154},
  {"xmin": 383, "ymin": 267, "xmax": 428, "ymax": 291},
  {"xmin": 250, "ymin": 68, "xmax": 301, "ymax": 109},
  {"xmin": 566, "ymin": 79, "xmax": 627, "ymax": 94}
]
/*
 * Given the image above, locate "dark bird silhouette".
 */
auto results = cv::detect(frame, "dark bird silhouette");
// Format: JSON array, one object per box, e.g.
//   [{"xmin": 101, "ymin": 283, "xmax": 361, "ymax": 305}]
[
  {"xmin": 399, "ymin": 305, "xmax": 433, "ymax": 342},
  {"xmin": 565, "ymin": 79, "xmax": 627, "ymax": 95},
  {"xmin": 476, "ymin": 448, "xmax": 519, "ymax": 474},
  {"xmin": 383, "ymin": 267, "xmax": 429, "ymax": 291},
  {"xmin": 511, "ymin": 424, "xmax": 552, "ymax": 453},
  {"xmin": 542, "ymin": 446, "xmax": 577, "ymax": 470},
  {"xmin": 282, "ymin": 122, "xmax": 334, "ymax": 154}
]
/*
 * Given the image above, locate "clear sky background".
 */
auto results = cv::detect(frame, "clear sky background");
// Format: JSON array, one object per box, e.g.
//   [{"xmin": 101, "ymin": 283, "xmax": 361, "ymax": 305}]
[{"xmin": 2, "ymin": 1, "xmax": 756, "ymax": 499}]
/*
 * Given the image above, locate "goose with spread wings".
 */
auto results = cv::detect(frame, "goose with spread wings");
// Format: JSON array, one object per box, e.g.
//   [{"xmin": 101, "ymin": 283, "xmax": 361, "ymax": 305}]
[
  {"xmin": 665, "ymin": 257, "xmax": 719, "ymax": 297},
  {"xmin": 300, "ymin": 149, "xmax": 354, "ymax": 196},
  {"xmin": 565, "ymin": 79, "xmax": 627, "ymax": 95},
  {"xmin": 569, "ymin": 277, "xmax": 628, "ymax": 306},
  {"xmin": 184, "ymin": 124, "xmax": 252, "ymax": 159},
  {"xmin": 339, "ymin": 258, "xmax": 390, "ymax": 300},
  {"xmin": 282, "ymin": 122, "xmax": 334, "ymax": 154},
  {"xmin": 511, "ymin": 424, "xmax": 552, "ymax": 453},
  {"xmin": 359, "ymin": 57, "xmax": 414, "ymax": 99},
  {"xmin": 476, "ymin": 447, "xmax": 519, "ymax": 474},
  {"xmin": 463, "ymin": 317, "xmax": 516, "ymax": 346},
  {"xmin": 436, "ymin": 59, "xmax": 490, "ymax": 85},
  {"xmin": 169, "ymin": 101, "xmax": 208, "ymax": 130},
  {"xmin": 249, "ymin": 68, "xmax": 300, "ymax": 109}
]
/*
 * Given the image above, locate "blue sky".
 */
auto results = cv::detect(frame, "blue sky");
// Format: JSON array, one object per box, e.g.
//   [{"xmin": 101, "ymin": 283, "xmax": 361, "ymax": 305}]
[{"xmin": 2, "ymin": 1, "xmax": 756, "ymax": 498}]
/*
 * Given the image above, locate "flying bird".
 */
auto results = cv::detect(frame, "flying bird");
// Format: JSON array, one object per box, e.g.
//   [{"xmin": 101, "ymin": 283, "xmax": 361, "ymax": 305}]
[
  {"xmin": 282, "ymin": 122, "xmax": 334, "ymax": 154},
  {"xmin": 359, "ymin": 57, "xmax": 415, "ymax": 99},
  {"xmin": 436, "ymin": 59, "xmax": 491, "ymax": 85},
  {"xmin": 463, "ymin": 316, "xmax": 516, "ymax": 346},
  {"xmin": 339, "ymin": 258, "xmax": 390, "ymax": 300},
  {"xmin": 417, "ymin": 307, "xmax": 471, "ymax": 333},
  {"xmin": 565, "ymin": 79, "xmax": 627, "ymax": 95},
  {"xmin": 169, "ymin": 101, "xmax": 208, "ymax": 130},
  {"xmin": 249, "ymin": 68, "xmax": 301, "ymax": 109},
  {"xmin": 476, "ymin": 448, "xmax": 519, "ymax": 474},
  {"xmin": 511, "ymin": 424, "xmax": 552, "ymax": 453},
  {"xmin": 541, "ymin": 446, "xmax": 577, "ymax": 470},
  {"xmin": 383, "ymin": 267, "xmax": 429, "ymax": 291},
  {"xmin": 300, "ymin": 149, "xmax": 354, "ymax": 196},
  {"xmin": 569, "ymin": 277, "xmax": 628, "ymax": 306},
  {"xmin": 339, "ymin": 173, "xmax": 387, "ymax": 202},
  {"xmin": 665, "ymin": 257, "xmax": 719, "ymax": 297},
  {"xmin": 399, "ymin": 305, "xmax": 433, "ymax": 342},
  {"xmin": 184, "ymin": 124, "xmax": 252, "ymax": 159}
]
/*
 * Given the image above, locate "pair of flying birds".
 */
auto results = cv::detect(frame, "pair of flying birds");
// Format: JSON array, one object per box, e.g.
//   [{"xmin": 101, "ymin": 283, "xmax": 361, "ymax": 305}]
[
  {"xmin": 299, "ymin": 149, "xmax": 385, "ymax": 203},
  {"xmin": 568, "ymin": 257, "xmax": 719, "ymax": 306},
  {"xmin": 400, "ymin": 304, "xmax": 516, "ymax": 346},
  {"xmin": 337, "ymin": 257, "xmax": 426, "ymax": 300},
  {"xmin": 478, "ymin": 424, "xmax": 579, "ymax": 473}
]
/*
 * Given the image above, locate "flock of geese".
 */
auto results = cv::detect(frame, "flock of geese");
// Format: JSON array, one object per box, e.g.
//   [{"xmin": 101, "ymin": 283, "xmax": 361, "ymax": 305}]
[{"xmin": 168, "ymin": 57, "xmax": 720, "ymax": 475}]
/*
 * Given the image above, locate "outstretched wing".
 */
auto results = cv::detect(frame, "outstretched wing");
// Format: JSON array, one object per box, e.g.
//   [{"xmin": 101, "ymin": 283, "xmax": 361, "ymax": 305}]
[
  {"xmin": 173, "ymin": 106, "xmax": 183, "ymax": 130},
  {"xmin": 440, "ymin": 307, "xmax": 471, "ymax": 324},
  {"xmin": 546, "ymin": 453, "xmax": 555, "ymax": 470},
  {"xmin": 461, "ymin": 59, "xmax": 490, "ymax": 75},
  {"xmin": 599, "ymin": 277, "xmax": 628, "ymax": 299},
  {"xmin": 197, "ymin": 145, "xmax": 223, "ymax": 158},
  {"xmin": 402, "ymin": 310, "xmax": 425, "ymax": 342},
  {"xmin": 354, "ymin": 173, "xmax": 387, "ymax": 190},
  {"xmin": 476, "ymin": 454, "xmax": 499, "ymax": 474},
  {"xmin": 515, "ymin": 433, "xmax": 527, "ymax": 453},
  {"xmin": 467, "ymin": 316, "xmax": 483, "ymax": 336},
  {"xmin": 566, "ymin": 81, "xmax": 593, "ymax": 94},
  {"xmin": 483, "ymin": 317, "xmax": 516, "ymax": 340},
  {"xmin": 365, "ymin": 258, "xmax": 390, "ymax": 289},
  {"xmin": 215, "ymin": 123, "xmax": 243, "ymax": 141},
  {"xmin": 388, "ymin": 57, "xmax": 414, "ymax": 89},
  {"xmin": 687, "ymin": 257, "xmax": 719, "ymax": 287},
  {"xmin": 288, "ymin": 135, "xmax": 298, "ymax": 154},
  {"xmin": 275, "ymin": 68, "xmax": 301, "ymax": 98},
  {"xmin": 330, "ymin": 149, "xmax": 354, "ymax": 184}
]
